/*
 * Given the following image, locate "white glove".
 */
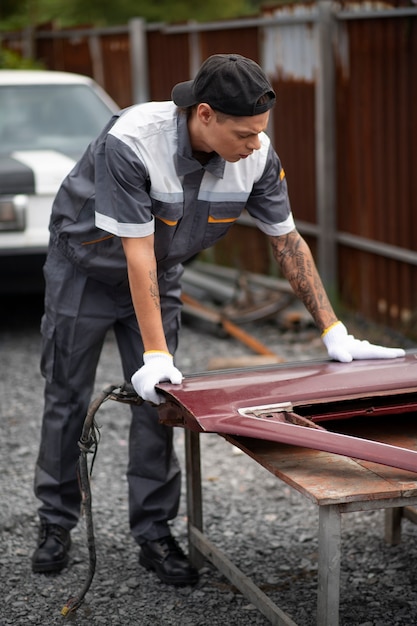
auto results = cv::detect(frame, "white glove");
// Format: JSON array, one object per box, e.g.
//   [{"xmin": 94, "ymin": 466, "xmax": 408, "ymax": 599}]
[
  {"xmin": 322, "ymin": 321, "xmax": 405, "ymax": 363},
  {"xmin": 131, "ymin": 351, "xmax": 183, "ymax": 405}
]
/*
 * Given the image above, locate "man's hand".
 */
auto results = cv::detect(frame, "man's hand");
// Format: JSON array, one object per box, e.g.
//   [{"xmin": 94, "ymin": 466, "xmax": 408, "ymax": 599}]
[
  {"xmin": 322, "ymin": 321, "xmax": 406, "ymax": 363},
  {"xmin": 131, "ymin": 351, "xmax": 183, "ymax": 405}
]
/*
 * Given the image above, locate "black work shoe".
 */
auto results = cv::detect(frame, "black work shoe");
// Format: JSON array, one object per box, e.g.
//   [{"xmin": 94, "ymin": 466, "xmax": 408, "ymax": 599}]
[
  {"xmin": 139, "ymin": 535, "xmax": 199, "ymax": 586},
  {"xmin": 32, "ymin": 520, "xmax": 71, "ymax": 573}
]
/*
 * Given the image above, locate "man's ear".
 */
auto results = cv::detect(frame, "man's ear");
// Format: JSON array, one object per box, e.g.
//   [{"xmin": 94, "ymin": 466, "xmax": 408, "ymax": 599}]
[{"xmin": 196, "ymin": 103, "xmax": 214, "ymax": 125}]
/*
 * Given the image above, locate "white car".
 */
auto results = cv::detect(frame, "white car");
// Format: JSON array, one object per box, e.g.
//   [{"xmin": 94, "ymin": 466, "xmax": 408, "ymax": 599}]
[{"xmin": 0, "ymin": 70, "xmax": 119, "ymax": 291}]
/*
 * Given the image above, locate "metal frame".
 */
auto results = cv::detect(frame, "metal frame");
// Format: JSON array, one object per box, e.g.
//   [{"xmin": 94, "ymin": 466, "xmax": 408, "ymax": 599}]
[
  {"xmin": 185, "ymin": 430, "xmax": 297, "ymax": 626},
  {"xmin": 185, "ymin": 429, "xmax": 417, "ymax": 626}
]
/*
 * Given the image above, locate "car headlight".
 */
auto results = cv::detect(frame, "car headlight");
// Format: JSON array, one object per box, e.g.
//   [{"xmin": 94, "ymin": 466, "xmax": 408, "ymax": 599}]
[{"xmin": 0, "ymin": 195, "xmax": 27, "ymax": 231}]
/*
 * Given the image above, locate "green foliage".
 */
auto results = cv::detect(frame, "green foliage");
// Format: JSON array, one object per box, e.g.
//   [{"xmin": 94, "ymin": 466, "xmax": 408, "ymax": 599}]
[
  {"xmin": 0, "ymin": 47, "xmax": 44, "ymax": 69},
  {"xmin": 1, "ymin": 0, "xmax": 264, "ymax": 29}
]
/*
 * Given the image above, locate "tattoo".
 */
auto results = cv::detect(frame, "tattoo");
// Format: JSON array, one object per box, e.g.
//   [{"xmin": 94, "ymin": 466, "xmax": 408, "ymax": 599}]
[
  {"xmin": 270, "ymin": 231, "xmax": 335, "ymax": 330},
  {"xmin": 149, "ymin": 269, "xmax": 161, "ymax": 310}
]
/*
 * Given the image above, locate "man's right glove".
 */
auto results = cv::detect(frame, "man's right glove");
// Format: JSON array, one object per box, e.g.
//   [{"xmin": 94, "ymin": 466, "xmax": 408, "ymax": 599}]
[
  {"xmin": 322, "ymin": 321, "xmax": 406, "ymax": 363},
  {"xmin": 131, "ymin": 350, "xmax": 183, "ymax": 405}
]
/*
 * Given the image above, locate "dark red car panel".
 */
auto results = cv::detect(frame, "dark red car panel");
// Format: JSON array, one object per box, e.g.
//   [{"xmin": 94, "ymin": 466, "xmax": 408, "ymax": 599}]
[{"xmin": 157, "ymin": 352, "xmax": 417, "ymax": 473}]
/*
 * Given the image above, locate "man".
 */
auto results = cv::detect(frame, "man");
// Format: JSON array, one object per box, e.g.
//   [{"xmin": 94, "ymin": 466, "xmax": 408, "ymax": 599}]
[{"xmin": 32, "ymin": 54, "xmax": 404, "ymax": 586}]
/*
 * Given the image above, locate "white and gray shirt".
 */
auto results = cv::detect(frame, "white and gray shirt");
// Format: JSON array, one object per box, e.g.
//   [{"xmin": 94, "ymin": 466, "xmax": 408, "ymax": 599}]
[{"xmin": 49, "ymin": 101, "xmax": 294, "ymax": 285}]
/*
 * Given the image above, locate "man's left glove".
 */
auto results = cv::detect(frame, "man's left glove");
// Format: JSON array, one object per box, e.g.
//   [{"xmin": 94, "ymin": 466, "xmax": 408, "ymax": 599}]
[
  {"xmin": 131, "ymin": 350, "xmax": 183, "ymax": 405},
  {"xmin": 322, "ymin": 321, "xmax": 406, "ymax": 363}
]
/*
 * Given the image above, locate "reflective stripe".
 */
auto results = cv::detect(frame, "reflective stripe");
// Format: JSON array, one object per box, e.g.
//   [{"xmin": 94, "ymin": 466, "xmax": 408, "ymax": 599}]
[
  {"xmin": 95, "ymin": 212, "xmax": 155, "ymax": 237},
  {"xmin": 252, "ymin": 213, "xmax": 295, "ymax": 236}
]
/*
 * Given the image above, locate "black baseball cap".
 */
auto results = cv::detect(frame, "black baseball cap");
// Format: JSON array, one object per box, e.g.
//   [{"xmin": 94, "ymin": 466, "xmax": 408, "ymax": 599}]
[{"xmin": 171, "ymin": 53, "xmax": 276, "ymax": 117}]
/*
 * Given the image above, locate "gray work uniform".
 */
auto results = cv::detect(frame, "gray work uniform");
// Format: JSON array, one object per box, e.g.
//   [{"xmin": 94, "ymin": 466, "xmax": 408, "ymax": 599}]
[{"xmin": 34, "ymin": 101, "xmax": 294, "ymax": 544}]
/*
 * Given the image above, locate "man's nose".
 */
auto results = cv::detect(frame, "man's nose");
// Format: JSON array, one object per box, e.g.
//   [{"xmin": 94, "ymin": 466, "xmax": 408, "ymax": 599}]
[{"xmin": 247, "ymin": 135, "xmax": 261, "ymax": 151}]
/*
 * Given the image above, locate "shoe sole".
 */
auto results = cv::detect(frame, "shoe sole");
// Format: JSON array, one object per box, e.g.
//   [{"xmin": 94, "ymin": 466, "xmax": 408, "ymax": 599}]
[
  {"xmin": 32, "ymin": 555, "xmax": 69, "ymax": 573},
  {"xmin": 139, "ymin": 553, "xmax": 199, "ymax": 586}
]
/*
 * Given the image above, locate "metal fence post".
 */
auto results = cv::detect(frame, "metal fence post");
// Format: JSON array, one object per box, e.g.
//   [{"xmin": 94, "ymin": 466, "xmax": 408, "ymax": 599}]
[
  {"xmin": 188, "ymin": 20, "xmax": 202, "ymax": 77},
  {"xmin": 88, "ymin": 35, "xmax": 105, "ymax": 88},
  {"xmin": 315, "ymin": 1, "xmax": 337, "ymax": 295},
  {"xmin": 129, "ymin": 18, "xmax": 149, "ymax": 104}
]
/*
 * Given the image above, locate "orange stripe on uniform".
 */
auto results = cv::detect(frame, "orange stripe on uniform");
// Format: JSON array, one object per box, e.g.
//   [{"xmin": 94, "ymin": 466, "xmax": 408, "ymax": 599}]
[
  {"xmin": 156, "ymin": 216, "xmax": 178, "ymax": 226},
  {"xmin": 208, "ymin": 216, "xmax": 237, "ymax": 224},
  {"xmin": 81, "ymin": 234, "xmax": 114, "ymax": 245}
]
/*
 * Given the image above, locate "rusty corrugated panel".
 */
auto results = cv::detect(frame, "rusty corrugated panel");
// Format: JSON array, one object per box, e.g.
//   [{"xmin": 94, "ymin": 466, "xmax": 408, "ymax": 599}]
[
  {"xmin": 35, "ymin": 36, "xmax": 64, "ymax": 70},
  {"xmin": 47, "ymin": 28, "xmax": 94, "ymax": 76},
  {"xmin": 263, "ymin": 8, "xmax": 317, "ymax": 226},
  {"xmin": 271, "ymin": 78, "xmax": 316, "ymax": 225},
  {"xmin": 147, "ymin": 31, "xmax": 190, "ymax": 101},
  {"xmin": 147, "ymin": 27, "xmax": 260, "ymax": 102},
  {"xmin": 199, "ymin": 26, "xmax": 259, "ymax": 61},
  {"xmin": 59, "ymin": 38, "xmax": 92, "ymax": 75},
  {"xmin": 100, "ymin": 34, "xmax": 132, "ymax": 107},
  {"xmin": 33, "ymin": 27, "xmax": 65, "ymax": 71},
  {"xmin": 335, "ymin": 12, "xmax": 417, "ymax": 334},
  {"xmin": 31, "ymin": 31, "xmax": 131, "ymax": 106}
]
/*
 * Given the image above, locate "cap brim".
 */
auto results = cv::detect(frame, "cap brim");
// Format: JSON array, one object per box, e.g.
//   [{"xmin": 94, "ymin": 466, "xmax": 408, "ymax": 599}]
[{"xmin": 171, "ymin": 80, "xmax": 197, "ymax": 107}]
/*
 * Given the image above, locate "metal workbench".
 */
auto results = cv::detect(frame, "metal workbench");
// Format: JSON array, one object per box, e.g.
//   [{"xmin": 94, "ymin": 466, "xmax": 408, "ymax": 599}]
[{"xmin": 182, "ymin": 417, "xmax": 417, "ymax": 626}]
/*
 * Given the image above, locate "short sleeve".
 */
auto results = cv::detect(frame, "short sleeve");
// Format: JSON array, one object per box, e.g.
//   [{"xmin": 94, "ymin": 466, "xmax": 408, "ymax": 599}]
[
  {"xmin": 94, "ymin": 133, "xmax": 154, "ymax": 238},
  {"xmin": 245, "ymin": 143, "xmax": 295, "ymax": 236}
]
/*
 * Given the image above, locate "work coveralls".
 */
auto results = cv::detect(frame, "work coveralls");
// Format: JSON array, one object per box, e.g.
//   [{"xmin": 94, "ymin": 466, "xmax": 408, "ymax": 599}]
[{"xmin": 34, "ymin": 101, "xmax": 294, "ymax": 545}]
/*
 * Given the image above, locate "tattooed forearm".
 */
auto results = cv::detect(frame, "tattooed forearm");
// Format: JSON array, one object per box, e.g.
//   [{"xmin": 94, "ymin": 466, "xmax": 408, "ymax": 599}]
[
  {"xmin": 149, "ymin": 269, "xmax": 161, "ymax": 310},
  {"xmin": 270, "ymin": 231, "xmax": 311, "ymax": 288},
  {"xmin": 269, "ymin": 231, "xmax": 337, "ymax": 331}
]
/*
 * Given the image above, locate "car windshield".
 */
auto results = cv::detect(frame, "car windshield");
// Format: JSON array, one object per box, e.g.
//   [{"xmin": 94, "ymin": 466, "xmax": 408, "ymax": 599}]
[{"xmin": 0, "ymin": 83, "xmax": 116, "ymax": 158}]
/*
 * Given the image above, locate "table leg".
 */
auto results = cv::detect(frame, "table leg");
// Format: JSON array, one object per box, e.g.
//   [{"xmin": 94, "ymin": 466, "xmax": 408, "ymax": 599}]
[
  {"xmin": 185, "ymin": 429, "xmax": 205, "ymax": 568},
  {"xmin": 317, "ymin": 505, "xmax": 341, "ymax": 626},
  {"xmin": 385, "ymin": 508, "xmax": 403, "ymax": 545}
]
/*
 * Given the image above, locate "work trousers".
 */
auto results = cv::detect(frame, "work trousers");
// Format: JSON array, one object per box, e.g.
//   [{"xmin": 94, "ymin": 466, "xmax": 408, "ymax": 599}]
[{"xmin": 34, "ymin": 244, "xmax": 183, "ymax": 544}]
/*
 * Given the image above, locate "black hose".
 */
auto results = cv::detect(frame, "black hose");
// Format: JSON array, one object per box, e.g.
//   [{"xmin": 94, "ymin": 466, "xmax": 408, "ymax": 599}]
[{"xmin": 61, "ymin": 383, "xmax": 142, "ymax": 617}]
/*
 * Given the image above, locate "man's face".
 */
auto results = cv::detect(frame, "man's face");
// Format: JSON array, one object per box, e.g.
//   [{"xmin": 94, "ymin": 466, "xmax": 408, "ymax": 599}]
[{"xmin": 194, "ymin": 106, "xmax": 270, "ymax": 162}]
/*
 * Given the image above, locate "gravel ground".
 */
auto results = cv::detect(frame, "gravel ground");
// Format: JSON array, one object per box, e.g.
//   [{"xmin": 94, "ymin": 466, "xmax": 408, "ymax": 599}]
[{"xmin": 1, "ymin": 292, "xmax": 417, "ymax": 626}]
